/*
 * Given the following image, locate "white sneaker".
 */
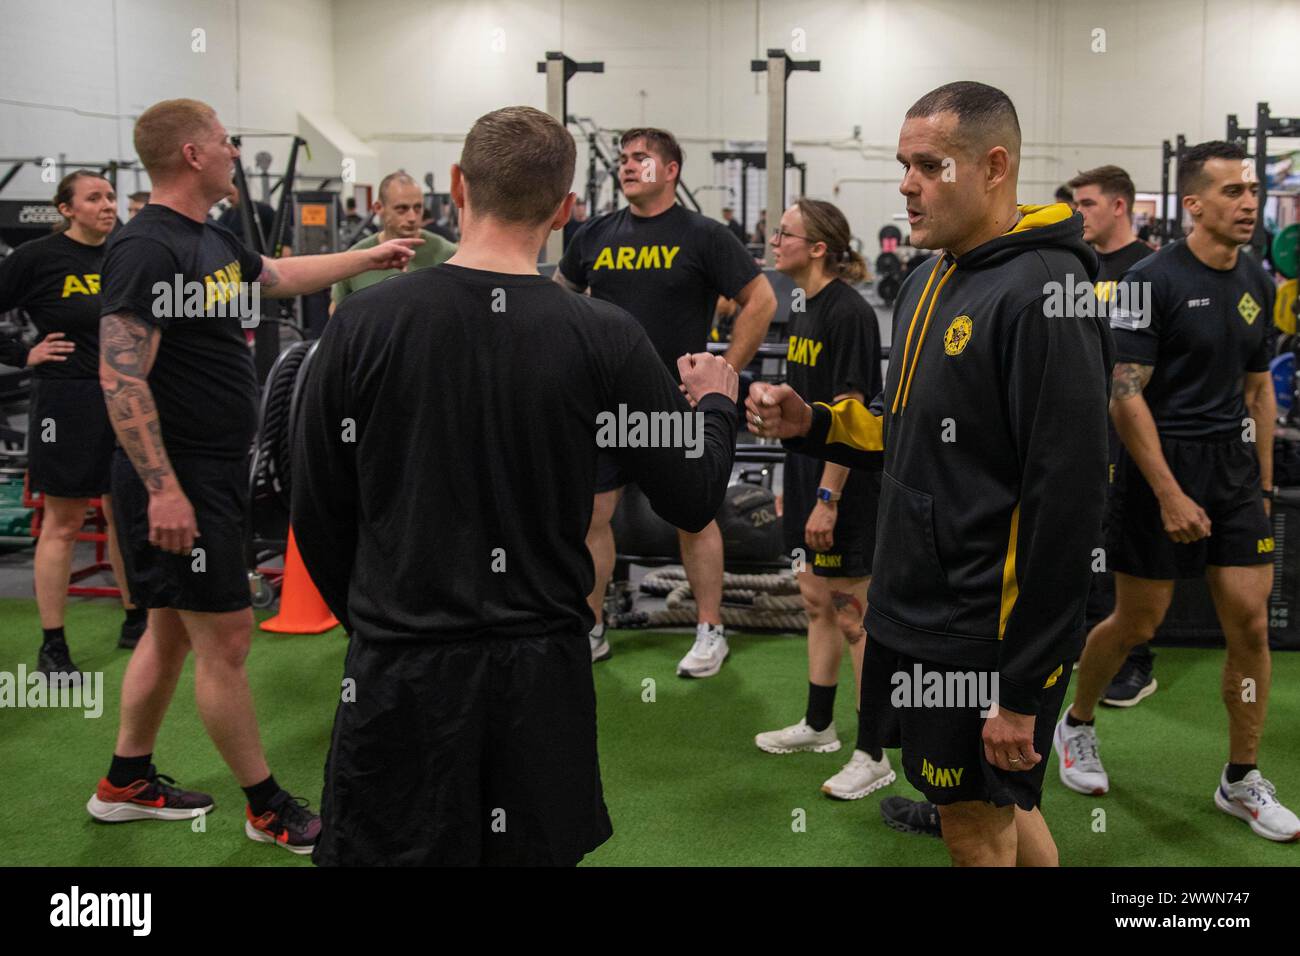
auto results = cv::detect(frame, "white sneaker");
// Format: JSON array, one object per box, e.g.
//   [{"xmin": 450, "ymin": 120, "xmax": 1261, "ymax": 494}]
[
  {"xmin": 1053, "ymin": 716, "xmax": 1109, "ymax": 795},
  {"xmin": 589, "ymin": 624, "xmax": 611, "ymax": 663},
  {"xmin": 755, "ymin": 717, "xmax": 841, "ymax": 754},
  {"xmin": 676, "ymin": 623, "xmax": 728, "ymax": 678},
  {"xmin": 821, "ymin": 749, "xmax": 896, "ymax": 799},
  {"xmin": 1214, "ymin": 767, "xmax": 1300, "ymax": 842}
]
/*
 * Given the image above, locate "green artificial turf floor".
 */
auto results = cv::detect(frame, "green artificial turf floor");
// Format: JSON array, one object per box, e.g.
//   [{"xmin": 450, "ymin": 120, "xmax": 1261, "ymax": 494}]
[{"xmin": 1, "ymin": 597, "xmax": 1297, "ymax": 866}]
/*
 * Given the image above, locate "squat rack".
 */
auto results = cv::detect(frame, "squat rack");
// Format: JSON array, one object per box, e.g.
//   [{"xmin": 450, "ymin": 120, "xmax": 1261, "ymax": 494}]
[
  {"xmin": 710, "ymin": 150, "xmax": 806, "ymax": 239},
  {"xmin": 1228, "ymin": 102, "xmax": 1300, "ymax": 264},
  {"xmin": 0, "ymin": 156, "xmax": 145, "ymax": 197},
  {"xmin": 1157, "ymin": 136, "xmax": 1186, "ymax": 244},
  {"xmin": 537, "ymin": 50, "xmax": 703, "ymax": 261},
  {"xmin": 230, "ymin": 133, "xmax": 308, "ymax": 383}
]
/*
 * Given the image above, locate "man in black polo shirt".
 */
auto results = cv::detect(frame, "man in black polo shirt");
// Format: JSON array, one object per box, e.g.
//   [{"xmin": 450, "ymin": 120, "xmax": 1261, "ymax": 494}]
[
  {"xmin": 1056, "ymin": 141, "xmax": 1300, "ymax": 843},
  {"xmin": 88, "ymin": 98, "xmax": 419, "ymax": 854},
  {"xmin": 293, "ymin": 106, "xmax": 739, "ymax": 865},
  {"xmin": 557, "ymin": 127, "xmax": 775, "ymax": 676},
  {"xmin": 1069, "ymin": 164, "xmax": 1157, "ymax": 706}
]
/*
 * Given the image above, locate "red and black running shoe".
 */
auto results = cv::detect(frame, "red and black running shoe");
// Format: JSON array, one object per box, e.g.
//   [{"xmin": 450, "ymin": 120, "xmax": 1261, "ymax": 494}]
[
  {"xmin": 87, "ymin": 767, "xmax": 215, "ymax": 822},
  {"xmin": 245, "ymin": 794, "xmax": 321, "ymax": 855}
]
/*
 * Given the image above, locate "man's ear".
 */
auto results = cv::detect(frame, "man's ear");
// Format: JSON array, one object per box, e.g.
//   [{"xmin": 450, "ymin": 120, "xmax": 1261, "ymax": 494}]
[
  {"xmin": 551, "ymin": 191, "xmax": 577, "ymax": 231},
  {"xmin": 182, "ymin": 142, "xmax": 203, "ymax": 173},
  {"xmin": 986, "ymin": 146, "xmax": 1011, "ymax": 191},
  {"xmin": 449, "ymin": 164, "xmax": 466, "ymax": 210}
]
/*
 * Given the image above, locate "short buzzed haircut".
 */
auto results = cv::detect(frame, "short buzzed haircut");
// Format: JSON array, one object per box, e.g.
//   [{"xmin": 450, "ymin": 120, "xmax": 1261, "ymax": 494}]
[
  {"xmin": 620, "ymin": 128, "xmax": 684, "ymax": 178},
  {"xmin": 1068, "ymin": 165, "xmax": 1136, "ymax": 219},
  {"xmin": 129, "ymin": 190, "xmax": 151, "ymax": 203},
  {"xmin": 459, "ymin": 106, "xmax": 575, "ymax": 225},
  {"xmin": 1178, "ymin": 140, "xmax": 1248, "ymax": 197},
  {"xmin": 905, "ymin": 81, "xmax": 1021, "ymax": 159},
  {"xmin": 134, "ymin": 98, "xmax": 217, "ymax": 177},
  {"xmin": 377, "ymin": 170, "xmax": 419, "ymax": 204}
]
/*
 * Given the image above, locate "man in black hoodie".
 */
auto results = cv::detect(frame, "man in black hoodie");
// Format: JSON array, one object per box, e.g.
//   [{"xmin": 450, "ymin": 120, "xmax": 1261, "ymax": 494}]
[
  {"xmin": 292, "ymin": 107, "xmax": 739, "ymax": 866},
  {"xmin": 747, "ymin": 82, "xmax": 1111, "ymax": 866}
]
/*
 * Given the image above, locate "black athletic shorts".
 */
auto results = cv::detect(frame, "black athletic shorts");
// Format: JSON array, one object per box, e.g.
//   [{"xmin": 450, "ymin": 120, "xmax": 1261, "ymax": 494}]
[
  {"xmin": 110, "ymin": 449, "xmax": 251, "ymax": 613},
  {"xmin": 314, "ymin": 630, "xmax": 613, "ymax": 867},
  {"xmin": 781, "ymin": 450, "xmax": 877, "ymax": 578},
  {"xmin": 27, "ymin": 378, "xmax": 115, "ymax": 498},
  {"xmin": 1107, "ymin": 434, "xmax": 1273, "ymax": 579},
  {"xmin": 595, "ymin": 449, "xmax": 629, "ymax": 494},
  {"xmin": 861, "ymin": 638, "xmax": 1070, "ymax": 810}
]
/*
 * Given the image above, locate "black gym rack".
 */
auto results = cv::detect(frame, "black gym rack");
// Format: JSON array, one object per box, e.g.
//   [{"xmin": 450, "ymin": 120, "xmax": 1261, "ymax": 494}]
[
  {"xmin": 710, "ymin": 150, "xmax": 806, "ymax": 242},
  {"xmin": 1228, "ymin": 102, "xmax": 1300, "ymax": 268}
]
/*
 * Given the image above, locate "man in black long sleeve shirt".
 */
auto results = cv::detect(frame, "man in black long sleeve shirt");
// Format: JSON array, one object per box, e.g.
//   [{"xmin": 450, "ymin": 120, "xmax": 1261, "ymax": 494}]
[{"xmin": 292, "ymin": 106, "xmax": 738, "ymax": 866}]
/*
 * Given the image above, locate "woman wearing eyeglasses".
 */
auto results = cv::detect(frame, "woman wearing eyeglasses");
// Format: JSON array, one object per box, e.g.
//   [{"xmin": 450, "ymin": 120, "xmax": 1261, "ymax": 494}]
[{"xmin": 753, "ymin": 199, "xmax": 893, "ymax": 801}]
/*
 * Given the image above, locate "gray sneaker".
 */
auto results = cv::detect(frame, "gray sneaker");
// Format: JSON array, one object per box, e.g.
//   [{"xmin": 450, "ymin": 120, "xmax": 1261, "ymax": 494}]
[
  {"xmin": 755, "ymin": 717, "xmax": 841, "ymax": 754},
  {"xmin": 589, "ymin": 625, "xmax": 611, "ymax": 663},
  {"xmin": 1054, "ymin": 716, "xmax": 1109, "ymax": 795},
  {"xmin": 676, "ymin": 624, "xmax": 728, "ymax": 678}
]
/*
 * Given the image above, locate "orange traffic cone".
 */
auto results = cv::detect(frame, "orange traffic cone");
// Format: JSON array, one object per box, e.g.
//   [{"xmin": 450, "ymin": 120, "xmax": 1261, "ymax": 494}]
[{"xmin": 261, "ymin": 528, "xmax": 339, "ymax": 634}]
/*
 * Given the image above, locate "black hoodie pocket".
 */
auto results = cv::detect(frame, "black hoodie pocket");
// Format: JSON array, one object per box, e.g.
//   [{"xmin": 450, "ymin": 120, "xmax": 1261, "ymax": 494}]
[{"xmin": 872, "ymin": 471, "xmax": 956, "ymax": 631}]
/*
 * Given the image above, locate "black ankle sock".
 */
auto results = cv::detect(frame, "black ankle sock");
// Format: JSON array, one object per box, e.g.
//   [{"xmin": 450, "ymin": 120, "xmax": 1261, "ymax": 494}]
[
  {"xmin": 243, "ymin": 775, "xmax": 285, "ymax": 816},
  {"xmin": 805, "ymin": 682, "xmax": 837, "ymax": 732},
  {"xmin": 1225, "ymin": 763, "xmax": 1257, "ymax": 784},
  {"xmin": 41, "ymin": 626, "xmax": 66, "ymax": 649},
  {"xmin": 854, "ymin": 712, "xmax": 883, "ymax": 761},
  {"xmin": 108, "ymin": 753, "xmax": 153, "ymax": 788},
  {"xmin": 1065, "ymin": 712, "xmax": 1094, "ymax": 728},
  {"xmin": 124, "ymin": 607, "xmax": 147, "ymax": 624}
]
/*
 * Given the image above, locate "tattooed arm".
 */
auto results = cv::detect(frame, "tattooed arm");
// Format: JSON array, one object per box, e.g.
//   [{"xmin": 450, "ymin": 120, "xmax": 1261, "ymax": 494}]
[
  {"xmin": 99, "ymin": 312, "xmax": 197, "ymax": 554},
  {"xmin": 1110, "ymin": 361, "xmax": 1209, "ymax": 543}
]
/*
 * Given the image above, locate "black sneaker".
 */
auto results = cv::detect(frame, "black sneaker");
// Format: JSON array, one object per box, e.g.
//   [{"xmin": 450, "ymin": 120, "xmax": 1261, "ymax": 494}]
[
  {"xmin": 36, "ymin": 642, "xmax": 83, "ymax": 686},
  {"xmin": 1101, "ymin": 648, "xmax": 1157, "ymax": 708},
  {"xmin": 245, "ymin": 793, "xmax": 321, "ymax": 855},
  {"xmin": 119, "ymin": 615, "xmax": 147, "ymax": 650},
  {"xmin": 880, "ymin": 796, "xmax": 942, "ymax": 838}
]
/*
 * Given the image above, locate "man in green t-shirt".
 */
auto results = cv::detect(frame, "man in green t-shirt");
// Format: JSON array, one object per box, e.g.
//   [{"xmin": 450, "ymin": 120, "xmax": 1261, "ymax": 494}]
[{"xmin": 330, "ymin": 170, "xmax": 457, "ymax": 311}]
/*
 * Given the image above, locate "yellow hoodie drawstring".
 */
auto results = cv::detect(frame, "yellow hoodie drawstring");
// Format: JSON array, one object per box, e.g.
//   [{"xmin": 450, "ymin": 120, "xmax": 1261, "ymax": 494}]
[{"xmin": 891, "ymin": 255, "xmax": 957, "ymax": 414}]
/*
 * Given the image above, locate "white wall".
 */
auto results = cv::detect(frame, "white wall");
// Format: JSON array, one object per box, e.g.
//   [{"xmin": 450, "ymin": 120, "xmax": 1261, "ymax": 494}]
[
  {"xmin": 0, "ymin": 0, "xmax": 334, "ymax": 201},
  {"xmin": 3, "ymin": 0, "xmax": 1299, "ymax": 251},
  {"xmin": 333, "ymin": 0, "xmax": 1300, "ymax": 250}
]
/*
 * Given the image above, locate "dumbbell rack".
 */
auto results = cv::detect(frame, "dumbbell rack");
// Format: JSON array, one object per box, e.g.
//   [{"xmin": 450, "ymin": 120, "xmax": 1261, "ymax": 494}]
[{"xmin": 22, "ymin": 472, "xmax": 120, "ymax": 598}]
